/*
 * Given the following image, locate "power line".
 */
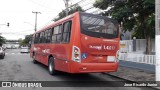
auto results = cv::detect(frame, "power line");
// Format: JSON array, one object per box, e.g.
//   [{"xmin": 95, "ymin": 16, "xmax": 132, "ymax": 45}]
[
  {"xmin": 27, "ymin": 0, "xmax": 57, "ymax": 11},
  {"xmin": 39, "ymin": 0, "xmax": 96, "ymax": 31},
  {"xmin": 52, "ymin": 0, "xmax": 88, "ymax": 20}
]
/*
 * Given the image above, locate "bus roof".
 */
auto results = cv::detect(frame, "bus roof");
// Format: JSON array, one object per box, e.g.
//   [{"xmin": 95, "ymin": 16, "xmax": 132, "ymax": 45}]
[
  {"xmin": 33, "ymin": 12, "xmax": 113, "ymax": 35},
  {"xmin": 34, "ymin": 12, "xmax": 79, "ymax": 34}
]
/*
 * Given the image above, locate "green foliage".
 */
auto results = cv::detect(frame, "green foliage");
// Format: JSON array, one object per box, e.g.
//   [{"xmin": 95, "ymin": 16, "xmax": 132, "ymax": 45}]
[
  {"xmin": 94, "ymin": 0, "xmax": 155, "ymax": 39},
  {"xmin": 94, "ymin": 0, "xmax": 155, "ymax": 54},
  {"xmin": 20, "ymin": 34, "xmax": 32, "ymax": 46},
  {"xmin": 0, "ymin": 35, "xmax": 6, "ymax": 46},
  {"xmin": 54, "ymin": 5, "xmax": 84, "ymax": 21}
]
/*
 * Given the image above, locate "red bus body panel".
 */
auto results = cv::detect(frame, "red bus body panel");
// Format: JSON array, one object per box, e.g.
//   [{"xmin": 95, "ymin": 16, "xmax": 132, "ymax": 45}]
[{"xmin": 30, "ymin": 12, "xmax": 119, "ymax": 73}]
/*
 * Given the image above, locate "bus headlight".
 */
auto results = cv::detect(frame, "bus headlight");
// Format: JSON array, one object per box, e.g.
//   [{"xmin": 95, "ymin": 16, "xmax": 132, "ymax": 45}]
[{"xmin": 72, "ymin": 46, "xmax": 81, "ymax": 62}]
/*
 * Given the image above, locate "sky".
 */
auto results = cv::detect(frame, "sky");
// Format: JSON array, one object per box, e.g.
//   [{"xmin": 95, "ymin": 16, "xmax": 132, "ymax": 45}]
[{"xmin": 0, "ymin": 0, "xmax": 86, "ymax": 40}]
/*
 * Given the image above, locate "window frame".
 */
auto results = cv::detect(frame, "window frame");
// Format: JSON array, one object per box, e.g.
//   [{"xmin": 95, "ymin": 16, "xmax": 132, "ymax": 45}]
[
  {"xmin": 51, "ymin": 24, "xmax": 62, "ymax": 43},
  {"xmin": 39, "ymin": 31, "xmax": 45, "ymax": 43},
  {"xmin": 61, "ymin": 20, "xmax": 72, "ymax": 43}
]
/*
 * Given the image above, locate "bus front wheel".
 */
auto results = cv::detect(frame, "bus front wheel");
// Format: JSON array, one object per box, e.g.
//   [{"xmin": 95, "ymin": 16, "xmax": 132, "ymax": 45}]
[
  {"xmin": 48, "ymin": 57, "xmax": 57, "ymax": 75},
  {"xmin": 32, "ymin": 53, "xmax": 37, "ymax": 64}
]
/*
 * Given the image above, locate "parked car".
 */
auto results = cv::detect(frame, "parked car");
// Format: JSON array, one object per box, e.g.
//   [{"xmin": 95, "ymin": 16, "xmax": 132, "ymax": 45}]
[
  {"xmin": 21, "ymin": 47, "xmax": 29, "ymax": 53},
  {"xmin": 0, "ymin": 47, "xmax": 5, "ymax": 59}
]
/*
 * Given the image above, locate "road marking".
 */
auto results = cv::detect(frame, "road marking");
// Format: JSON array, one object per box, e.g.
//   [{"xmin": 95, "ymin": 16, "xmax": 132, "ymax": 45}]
[{"xmin": 5, "ymin": 53, "xmax": 29, "ymax": 55}]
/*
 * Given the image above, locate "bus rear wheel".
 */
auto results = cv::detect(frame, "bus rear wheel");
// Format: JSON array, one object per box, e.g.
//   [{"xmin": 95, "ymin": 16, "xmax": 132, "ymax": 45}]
[{"xmin": 48, "ymin": 57, "xmax": 57, "ymax": 75}]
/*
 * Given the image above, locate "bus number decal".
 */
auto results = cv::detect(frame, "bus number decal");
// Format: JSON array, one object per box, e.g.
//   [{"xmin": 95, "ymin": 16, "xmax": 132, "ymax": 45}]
[{"xmin": 89, "ymin": 45, "xmax": 116, "ymax": 51}]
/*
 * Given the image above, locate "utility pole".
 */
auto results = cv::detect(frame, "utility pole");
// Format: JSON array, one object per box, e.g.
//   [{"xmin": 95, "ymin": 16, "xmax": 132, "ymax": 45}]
[
  {"xmin": 32, "ymin": 11, "xmax": 41, "ymax": 32},
  {"xmin": 155, "ymin": 0, "xmax": 160, "ymax": 81},
  {"xmin": 63, "ymin": 0, "xmax": 69, "ymax": 16}
]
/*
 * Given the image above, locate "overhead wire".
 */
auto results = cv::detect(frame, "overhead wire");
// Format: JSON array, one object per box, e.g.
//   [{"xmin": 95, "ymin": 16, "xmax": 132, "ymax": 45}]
[
  {"xmin": 27, "ymin": 0, "xmax": 58, "ymax": 11},
  {"xmin": 31, "ymin": 0, "xmax": 101, "ymax": 32}
]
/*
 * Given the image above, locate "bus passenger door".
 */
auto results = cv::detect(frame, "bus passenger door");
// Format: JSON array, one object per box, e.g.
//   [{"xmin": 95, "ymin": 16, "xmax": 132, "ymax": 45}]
[
  {"xmin": 41, "ymin": 29, "xmax": 52, "ymax": 66},
  {"xmin": 38, "ymin": 31, "xmax": 45, "ymax": 63}
]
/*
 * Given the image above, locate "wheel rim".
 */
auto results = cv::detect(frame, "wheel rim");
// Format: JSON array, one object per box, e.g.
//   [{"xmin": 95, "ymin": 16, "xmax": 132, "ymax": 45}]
[{"xmin": 49, "ymin": 61, "xmax": 53, "ymax": 72}]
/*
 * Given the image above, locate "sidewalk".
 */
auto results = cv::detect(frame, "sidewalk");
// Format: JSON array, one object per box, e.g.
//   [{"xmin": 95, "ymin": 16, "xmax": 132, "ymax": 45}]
[{"xmin": 109, "ymin": 66, "xmax": 155, "ymax": 81}]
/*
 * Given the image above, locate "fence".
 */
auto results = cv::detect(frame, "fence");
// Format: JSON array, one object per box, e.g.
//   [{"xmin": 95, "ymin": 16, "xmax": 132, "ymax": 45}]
[
  {"xmin": 118, "ymin": 53, "xmax": 156, "ymax": 65},
  {"xmin": 120, "ymin": 40, "xmax": 133, "ymax": 53},
  {"xmin": 120, "ymin": 39, "xmax": 155, "ymax": 53}
]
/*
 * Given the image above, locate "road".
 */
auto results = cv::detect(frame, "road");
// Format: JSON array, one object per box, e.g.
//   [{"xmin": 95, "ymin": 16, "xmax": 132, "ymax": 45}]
[{"xmin": 0, "ymin": 49, "xmax": 157, "ymax": 90}]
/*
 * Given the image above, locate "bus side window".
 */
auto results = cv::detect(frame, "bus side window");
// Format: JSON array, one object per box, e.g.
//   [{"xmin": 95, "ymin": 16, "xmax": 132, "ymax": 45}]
[
  {"xmin": 34, "ymin": 33, "xmax": 40, "ymax": 44},
  {"xmin": 45, "ymin": 30, "xmax": 50, "ymax": 43},
  {"xmin": 39, "ymin": 32, "xmax": 42, "ymax": 43},
  {"xmin": 44, "ymin": 30, "xmax": 47, "ymax": 43},
  {"xmin": 48, "ymin": 29, "xmax": 52, "ymax": 43},
  {"xmin": 42, "ymin": 32, "xmax": 45, "ymax": 43},
  {"xmin": 40, "ymin": 32, "xmax": 45, "ymax": 43},
  {"xmin": 51, "ymin": 27, "xmax": 56, "ymax": 43},
  {"xmin": 62, "ymin": 21, "xmax": 72, "ymax": 43},
  {"xmin": 57, "ymin": 25, "xmax": 62, "ymax": 42}
]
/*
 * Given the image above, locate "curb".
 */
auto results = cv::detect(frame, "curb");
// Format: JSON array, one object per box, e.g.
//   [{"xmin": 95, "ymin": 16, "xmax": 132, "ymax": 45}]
[{"xmin": 101, "ymin": 73, "xmax": 160, "ymax": 89}]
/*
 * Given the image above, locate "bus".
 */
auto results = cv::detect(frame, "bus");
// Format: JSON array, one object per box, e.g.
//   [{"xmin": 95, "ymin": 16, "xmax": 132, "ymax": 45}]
[{"xmin": 30, "ymin": 12, "xmax": 120, "ymax": 75}]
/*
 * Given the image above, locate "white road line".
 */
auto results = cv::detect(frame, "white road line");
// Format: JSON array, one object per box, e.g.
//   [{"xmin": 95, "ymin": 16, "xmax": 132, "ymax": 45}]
[{"xmin": 5, "ymin": 53, "xmax": 29, "ymax": 55}]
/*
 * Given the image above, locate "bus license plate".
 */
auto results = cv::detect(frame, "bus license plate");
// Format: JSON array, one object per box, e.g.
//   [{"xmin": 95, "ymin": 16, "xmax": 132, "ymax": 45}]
[{"xmin": 107, "ymin": 56, "xmax": 115, "ymax": 62}]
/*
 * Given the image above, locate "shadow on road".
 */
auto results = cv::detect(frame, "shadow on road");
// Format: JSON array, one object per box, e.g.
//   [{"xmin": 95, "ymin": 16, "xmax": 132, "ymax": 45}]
[{"xmin": 33, "ymin": 61, "xmax": 106, "ymax": 81}]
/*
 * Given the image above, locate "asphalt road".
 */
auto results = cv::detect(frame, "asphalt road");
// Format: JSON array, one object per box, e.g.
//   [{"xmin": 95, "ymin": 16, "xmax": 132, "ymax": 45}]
[{"xmin": 0, "ymin": 49, "xmax": 157, "ymax": 90}]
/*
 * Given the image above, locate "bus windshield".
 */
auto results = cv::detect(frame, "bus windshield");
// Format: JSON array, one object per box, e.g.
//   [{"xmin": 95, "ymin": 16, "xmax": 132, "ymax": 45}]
[{"xmin": 80, "ymin": 13, "xmax": 119, "ymax": 39}]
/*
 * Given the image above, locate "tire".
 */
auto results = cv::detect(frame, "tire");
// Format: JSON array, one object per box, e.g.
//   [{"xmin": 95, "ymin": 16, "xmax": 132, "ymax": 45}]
[
  {"xmin": 1, "ymin": 55, "xmax": 4, "ymax": 59},
  {"xmin": 32, "ymin": 54, "xmax": 37, "ymax": 64},
  {"xmin": 48, "ymin": 57, "xmax": 58, "ymax": 75}
]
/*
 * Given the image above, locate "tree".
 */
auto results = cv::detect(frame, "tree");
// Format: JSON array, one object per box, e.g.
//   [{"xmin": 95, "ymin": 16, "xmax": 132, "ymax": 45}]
[
  {"xmin": 54, "ymin": 5, "xmax": 84, "ymax": 21},
  {"xmin": 0, "ymin": 35, "xmax": 6, "ymax": 46},
  {"xmin": 20, "ymin": 34, "xmax": 32, "ymax": 47},
  {"xmin": 94, "ymin": 0, "xmax": 155, "ymax": 54}
]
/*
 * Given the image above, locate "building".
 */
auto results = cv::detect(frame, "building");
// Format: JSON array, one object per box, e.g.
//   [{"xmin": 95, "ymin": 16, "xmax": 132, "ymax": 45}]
[{"xmin": 3, "ymin": 40, "xmax": 20, "ymax": 49}]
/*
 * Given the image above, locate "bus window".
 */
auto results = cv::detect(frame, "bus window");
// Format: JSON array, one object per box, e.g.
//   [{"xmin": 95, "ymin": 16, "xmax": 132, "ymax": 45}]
[
  {"xmin": 45, "ymin": 30, "xmax": 48, "ymax": 43},
  {"xmin": 57, "ymin": 25, "xmax": 62, "ymax": 42},
  {"xmin": 34, "ymin": 33, "xmax": 40, "ymax": 44},
  {"xmin": 51, "ymin": 28, "xmax": 56, "ymax": 43},
  {"xmin": 51, "ymin": 25, "xmax": 62, "ymax": 43},
  {"xmin": 44, "ymin": 29, "xmax": 51, "ymax": 43},
  {"xmin": 54, "ymin": 26, "xmax": 59, "ymax": 34},
  {"xmin": 47, "ymin": 29, "xmax": 52, "ymax": 43},
  {"xmin": 80, "ymin": 13, "xmax": 119, "ymax": 39},
  {"xmin": 52, "ymin": 35, "xmax": 56, "ymax": 43},
  {"xmin": 62, "ymin": 21, "xmax": 72, "ymax": 43},
  {"xmin": 40, "ymin": 32, "xmax": 45, "ymax": 43}
]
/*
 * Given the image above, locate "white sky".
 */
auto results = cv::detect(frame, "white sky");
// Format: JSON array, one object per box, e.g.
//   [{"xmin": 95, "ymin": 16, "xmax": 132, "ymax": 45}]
[{"xmin": 0, "ymin": 0, "xmax": 85, "ymax": 40}]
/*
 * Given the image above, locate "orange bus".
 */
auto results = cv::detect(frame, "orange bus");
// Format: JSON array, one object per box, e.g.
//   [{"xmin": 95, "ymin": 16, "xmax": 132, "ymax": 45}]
[{"xmin": 30, "ymin": 12, "xmax": 120, "ymax": 75}]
